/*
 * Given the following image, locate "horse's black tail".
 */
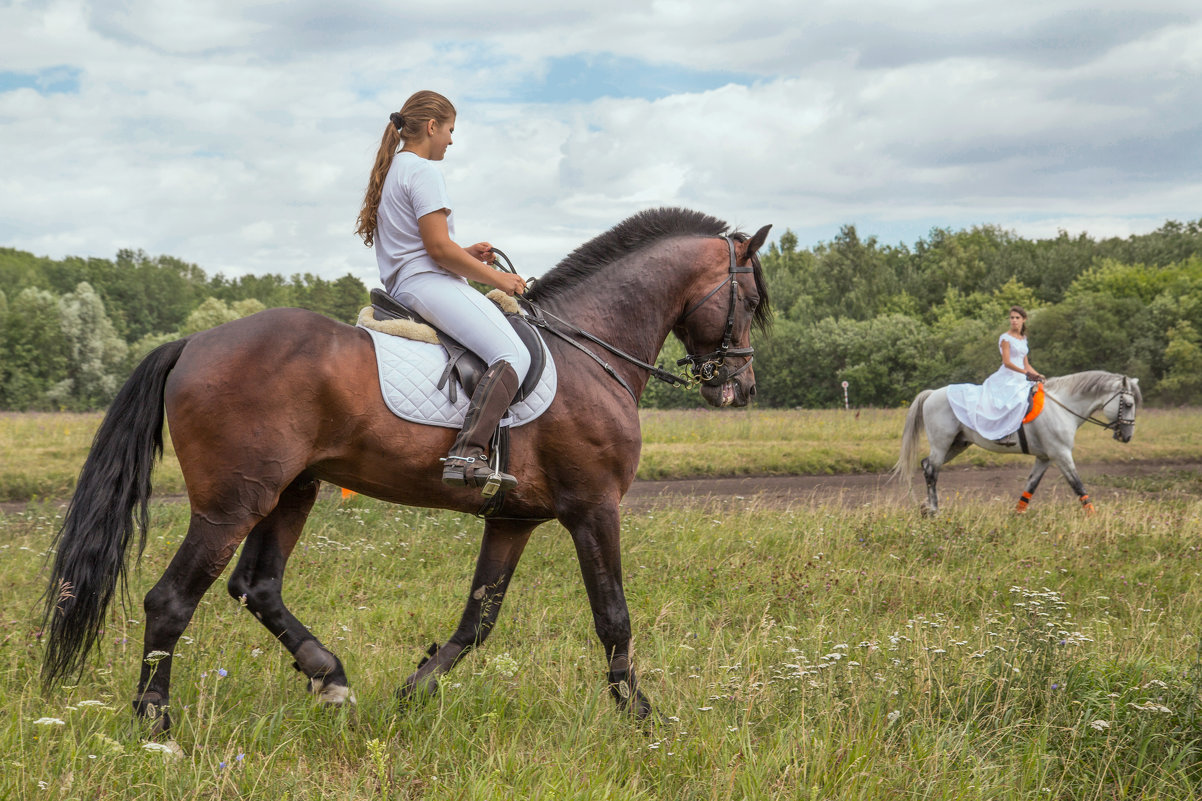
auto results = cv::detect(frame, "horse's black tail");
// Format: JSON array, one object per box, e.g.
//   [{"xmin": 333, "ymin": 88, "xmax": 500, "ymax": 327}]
[{"xmin": 41, "ymin": 338, "xmax": 188, "ymax": 687}]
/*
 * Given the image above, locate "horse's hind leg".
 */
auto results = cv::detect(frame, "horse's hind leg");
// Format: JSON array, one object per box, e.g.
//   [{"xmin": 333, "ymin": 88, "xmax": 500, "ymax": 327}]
[
  {"xmin": 920, "ymin": 457, "xmax": 941, "ymax": 516},
  {"xmin": 402, "ymin": 516, "xmax": 538, "ymax": 701},
  {"xmin": 136, "ymin": 510, "xmax": 260, "ymax": 735},
  {"xmin": 1016, "ymin": 458, "xmax": 1051, "ymax": 512},
  {"xmin": 921, "ymin": 434, "xmax": 969, "ymax": 516},
  {"xmin": 225, "ymin": 477, "xmax": 353, "ymax": 704}
]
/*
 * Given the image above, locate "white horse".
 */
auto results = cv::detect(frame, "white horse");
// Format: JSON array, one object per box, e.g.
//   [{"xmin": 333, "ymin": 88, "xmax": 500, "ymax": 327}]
[{"xmin": 893, "ymin": 371, "xmax": 1140, "ymax": 515}]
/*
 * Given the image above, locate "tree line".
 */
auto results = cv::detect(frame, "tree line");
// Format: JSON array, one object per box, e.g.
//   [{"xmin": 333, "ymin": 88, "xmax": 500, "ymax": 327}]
[
  {"xmin": 645, "ymin": 218, "xmax": 1202, "ymax": 409},
  {"xmin": 3, "ymin": 218, "xmax": 1202, "ymax": 411},
  {"xmin": 0, "ymin": 248, "xmax": 367, "ymax": 410}
]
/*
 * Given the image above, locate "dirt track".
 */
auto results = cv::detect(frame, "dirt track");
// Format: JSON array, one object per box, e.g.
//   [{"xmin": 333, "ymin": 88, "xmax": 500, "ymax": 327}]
[
  {"xmin": 620, "ymin": 460, "xmax": 1202, "ymax": 511},
  {"xmin": 5, "ymin": 461, "xmax": 1197, "ymax": 517}
]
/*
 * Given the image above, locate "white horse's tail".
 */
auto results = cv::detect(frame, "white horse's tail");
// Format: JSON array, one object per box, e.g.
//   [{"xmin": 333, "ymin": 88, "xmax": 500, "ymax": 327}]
[{"xmin": 891, "ymin": 389, "xmax": 933, "ymax": 488}]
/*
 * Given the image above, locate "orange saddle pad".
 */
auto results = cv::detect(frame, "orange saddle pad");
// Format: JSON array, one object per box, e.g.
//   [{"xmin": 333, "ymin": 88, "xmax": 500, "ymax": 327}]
[{"xmin": 1022, "ymin": 382, "xmax": 1045, "ymax": 424}]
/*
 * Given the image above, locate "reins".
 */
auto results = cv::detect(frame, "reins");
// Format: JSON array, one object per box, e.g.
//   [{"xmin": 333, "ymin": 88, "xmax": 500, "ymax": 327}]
[
  {"xmin": 500, "ymin": 237, "xmax": 752, "ymax": 403},
  {"xmin": 520, "ymin": 300, "xmax": 689, "ymax": 403}
]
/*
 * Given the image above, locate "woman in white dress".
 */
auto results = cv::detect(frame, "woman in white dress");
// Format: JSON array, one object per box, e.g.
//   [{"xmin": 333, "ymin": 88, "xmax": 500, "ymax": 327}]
[{"xmin": 946, "ymin": 306, "xmax": 1045, "ymax": 444}]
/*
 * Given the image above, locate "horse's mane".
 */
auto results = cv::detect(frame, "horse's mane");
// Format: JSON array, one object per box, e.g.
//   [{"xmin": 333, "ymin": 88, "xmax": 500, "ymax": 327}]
[
  {"xmin": 1046, "ymin": 370, "xmax": 1142, "ymax": 405},
  {"xmin": 526, "ymin": 207, "xmax": 771, "ymax": 330}
]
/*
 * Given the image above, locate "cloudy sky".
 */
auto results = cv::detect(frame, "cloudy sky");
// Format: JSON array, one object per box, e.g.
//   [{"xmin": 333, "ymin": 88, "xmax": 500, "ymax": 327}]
[{"xmin": 2, "ymin": 1, "xmax": 1200, "ymax": 286}]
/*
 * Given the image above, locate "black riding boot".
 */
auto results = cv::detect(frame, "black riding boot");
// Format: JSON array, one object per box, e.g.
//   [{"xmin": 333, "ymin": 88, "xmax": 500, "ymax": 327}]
[{"xmin": 441, "ymin": 361, "xmax": 520, "ymax": 493}]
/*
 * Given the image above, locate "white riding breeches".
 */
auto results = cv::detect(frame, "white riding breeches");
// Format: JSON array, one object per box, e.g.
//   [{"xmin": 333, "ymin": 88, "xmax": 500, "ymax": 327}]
[{"xmin": 391, "ymin": 271, "xmax": 531, "ymax": 384}]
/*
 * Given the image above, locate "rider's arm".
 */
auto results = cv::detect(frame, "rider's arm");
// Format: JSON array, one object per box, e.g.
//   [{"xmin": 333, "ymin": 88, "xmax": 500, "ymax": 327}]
[{"xmin": 418, "ymin": 211, "xmax": 525, "ymax": 295}]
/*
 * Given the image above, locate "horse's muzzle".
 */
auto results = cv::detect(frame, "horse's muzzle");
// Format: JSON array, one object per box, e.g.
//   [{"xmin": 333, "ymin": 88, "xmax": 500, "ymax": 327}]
[{"xmin": 701, "ymin": 376, "xmax": 755, "ymax": 408}]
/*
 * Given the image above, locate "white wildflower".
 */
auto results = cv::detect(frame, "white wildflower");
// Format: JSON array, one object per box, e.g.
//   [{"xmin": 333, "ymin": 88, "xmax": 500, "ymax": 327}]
[
  {"xmin": 886, "ymin": 710, "xmax": 901, "ymax": 725},
  {"xmin": 33, "ymin": 718, "xmax": 65, "ymax": 726},
  {"xmin": 1089, "ymin": 720, "xmax": 1110, "ymax": 731},
  {"xmin": 144, "ymin": 650, "xmax": 171, "ymax": 665},
  {"xmin": 490, "ymin": 652, "xmax": 519, "ymax": 679}
]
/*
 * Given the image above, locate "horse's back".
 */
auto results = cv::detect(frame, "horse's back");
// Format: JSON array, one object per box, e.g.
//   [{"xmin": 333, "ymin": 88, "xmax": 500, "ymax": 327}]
[{"xmin": 170, "ymin": 309, "xmax": 367, "ymax": 398}]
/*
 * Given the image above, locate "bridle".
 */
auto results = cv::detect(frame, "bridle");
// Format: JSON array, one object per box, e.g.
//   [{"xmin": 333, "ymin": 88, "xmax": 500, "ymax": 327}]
[
  {"xmin": 500, "ymin": 236, "xmax": 756, "ymax": 402},
  {"xmin": 675, "ymin": 237, "xmax": 756, "ymax": 387},
  {"xmin": 1043, "ymin": 375, "xmax": 1137, "ymax": 440}
]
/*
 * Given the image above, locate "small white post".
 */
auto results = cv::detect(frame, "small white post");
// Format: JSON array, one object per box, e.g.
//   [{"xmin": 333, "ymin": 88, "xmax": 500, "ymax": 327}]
[{"xmin": 841, "ymin": 380, "xmax": 849, "ymax": 411}]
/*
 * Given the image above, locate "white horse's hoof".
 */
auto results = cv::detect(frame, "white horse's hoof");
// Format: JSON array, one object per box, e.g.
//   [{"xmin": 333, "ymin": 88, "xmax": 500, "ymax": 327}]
[{"xmin": 311, "ymin": 677, "xmax": 356, "ymax": 705}]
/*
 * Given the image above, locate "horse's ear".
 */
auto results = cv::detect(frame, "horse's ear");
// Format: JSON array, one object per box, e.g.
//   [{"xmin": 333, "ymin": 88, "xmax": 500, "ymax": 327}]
[{"xmin": 742, "ymin": 224, "xmax": 772, "ymax": 262}]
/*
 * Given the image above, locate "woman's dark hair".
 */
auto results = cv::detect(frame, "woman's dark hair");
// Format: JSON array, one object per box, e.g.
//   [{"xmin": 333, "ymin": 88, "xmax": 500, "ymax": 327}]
[
  {"xmin": 355, "ymin": 90, "xmax": 456, "ymax": 247},
  {"xmin": 1009, "ymin": 305, "xmax": 1028, "ymax": 336}
]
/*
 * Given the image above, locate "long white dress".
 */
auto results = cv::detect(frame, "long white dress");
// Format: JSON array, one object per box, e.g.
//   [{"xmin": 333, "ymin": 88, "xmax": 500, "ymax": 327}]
[{"xmin": 946, "ymin": 332, "xmax": 1033, "ymax": 439}]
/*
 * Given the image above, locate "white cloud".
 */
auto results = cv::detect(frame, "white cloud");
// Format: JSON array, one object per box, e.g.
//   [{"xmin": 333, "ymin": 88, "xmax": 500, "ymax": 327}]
[{"xmin": 1, "ymin": 0, "xmax": 1200, "ymax": 285}]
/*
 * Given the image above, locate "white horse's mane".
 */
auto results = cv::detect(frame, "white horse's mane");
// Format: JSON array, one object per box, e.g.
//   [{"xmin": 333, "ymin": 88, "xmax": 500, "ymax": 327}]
[{"xmin": 1045, "ymin": 370, "xmax": 1142, "ymax": 405}]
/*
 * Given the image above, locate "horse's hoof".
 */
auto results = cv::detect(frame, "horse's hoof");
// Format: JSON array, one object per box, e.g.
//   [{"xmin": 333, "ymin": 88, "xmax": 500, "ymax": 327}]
[
  {"xmin": 397, "ymin": 675, "xmax": 438, "ymax": 710},
  {"xmin": 141, "ymin": 739, "xmax": 185, "ymax": 760},
  {"xmin": 133, "ymin": 695, "xmax": 172, "ymax": 736},
  {"xmin": 630, "ymin": 693, "xmax": 653, "ymax": 721},
  {"xmin": 920, "ymin": 504, "xmax": 937, "ymax": 518},
  {"xmin": 310, "ymin": 677, "xmax": 356, "ymax": 705}
]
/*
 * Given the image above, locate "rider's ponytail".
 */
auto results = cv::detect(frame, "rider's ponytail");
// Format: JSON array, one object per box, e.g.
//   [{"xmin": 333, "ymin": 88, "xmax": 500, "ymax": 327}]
[{"xmin": 355, "ymin": 91, "xmax": 456, "ymax": 248}]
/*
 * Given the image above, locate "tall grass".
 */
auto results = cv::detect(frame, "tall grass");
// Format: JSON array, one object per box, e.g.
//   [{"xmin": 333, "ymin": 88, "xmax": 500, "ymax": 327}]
[{"xmin": 4, "ymin": 487, "xmax": 1201, "ymax": 799}]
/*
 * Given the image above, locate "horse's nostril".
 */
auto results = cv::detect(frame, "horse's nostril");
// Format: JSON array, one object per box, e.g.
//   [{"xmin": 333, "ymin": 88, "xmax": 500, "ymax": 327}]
[{"xmin": 748, "ymin": 384, "xmax": 756, "ymax": 397}]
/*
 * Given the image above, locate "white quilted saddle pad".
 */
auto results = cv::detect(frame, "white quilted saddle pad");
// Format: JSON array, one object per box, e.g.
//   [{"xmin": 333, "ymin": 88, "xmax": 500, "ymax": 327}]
[{"xmin": 361, "ymin": 326, "xmax": 557, "ymax": 429}]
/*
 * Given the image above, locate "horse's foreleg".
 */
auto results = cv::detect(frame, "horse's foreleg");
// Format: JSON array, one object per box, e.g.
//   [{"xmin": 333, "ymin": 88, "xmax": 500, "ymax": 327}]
[
  {"xmin": 136, "ymin": 513, "xmax": 256, "ymax": 735},
  {"xmin": 1016, "ymin": 458, "xmax": 1051, "ymax": 513},
  {"xmin": 225, "ymin": 478, "xmax": 352, "ymax": 704},
  {"xmin": 401, "ymin": 517, "xmax": 538, "ymax": 702},
  {"xmin": 1053, "ymin": 454, "xmax": 1095, "ymax": 514},
  {"xmin": 565, "ymin": 502, "xmax": 650, "ymax": 718}
]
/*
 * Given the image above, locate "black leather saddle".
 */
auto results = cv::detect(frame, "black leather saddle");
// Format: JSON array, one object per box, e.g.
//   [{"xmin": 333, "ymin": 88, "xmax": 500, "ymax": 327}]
[{"xmin": 368, "ymin": 288, "xmax": 546, "ymax": 404}]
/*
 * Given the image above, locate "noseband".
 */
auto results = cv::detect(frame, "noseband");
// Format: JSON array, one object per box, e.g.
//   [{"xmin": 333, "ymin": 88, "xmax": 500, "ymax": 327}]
[
  {"xmin": 676, "ymin": 237, "xmax": 755, "ymax": 387},
  {"xmin": 1108, "ymin": 376, "xmax": 1138, "ymax": 439}
]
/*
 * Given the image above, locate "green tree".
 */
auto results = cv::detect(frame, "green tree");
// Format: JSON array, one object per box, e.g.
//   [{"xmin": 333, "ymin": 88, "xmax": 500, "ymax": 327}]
[
  {"xmin": 1158, "ymin": 321, "xmax": 1202, "ymax": 403},
  {"xmin": 0, "ymin": 287, "xmax": 70, "ymax": 409},
  {"xmin": 46, "ymin": 282, "xmax": 128, "ymax": 410},
  {"xmin": 181, "ymin": 297, "xmax": 243, "ymax": 335}
]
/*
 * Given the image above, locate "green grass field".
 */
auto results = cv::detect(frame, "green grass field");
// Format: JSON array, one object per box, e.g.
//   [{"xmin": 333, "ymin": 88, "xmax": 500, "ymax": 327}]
[
  {"xmin": 2, "ymin": 410, "xmax": 1201, "ymax": 799},
  {"xmin": 3, "ymin": 407, "xmax": 1200, "ymax": 501}
]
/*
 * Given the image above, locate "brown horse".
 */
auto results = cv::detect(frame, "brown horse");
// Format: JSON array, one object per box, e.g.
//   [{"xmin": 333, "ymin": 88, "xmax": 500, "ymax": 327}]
[{"xmin": 42, "ymin": 207, "xmax": 772, "ymax": 734}]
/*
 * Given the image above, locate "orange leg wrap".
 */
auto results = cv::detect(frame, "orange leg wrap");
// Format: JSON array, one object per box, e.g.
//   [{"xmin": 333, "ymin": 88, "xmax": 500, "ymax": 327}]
[
  {"xmin": 1015, "ymin": 491, "xmax": 1033, "ymax": 513},
  {"xmin": 1079, "ymin": 494, "xmax": 1095, "ymax": 515}
]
